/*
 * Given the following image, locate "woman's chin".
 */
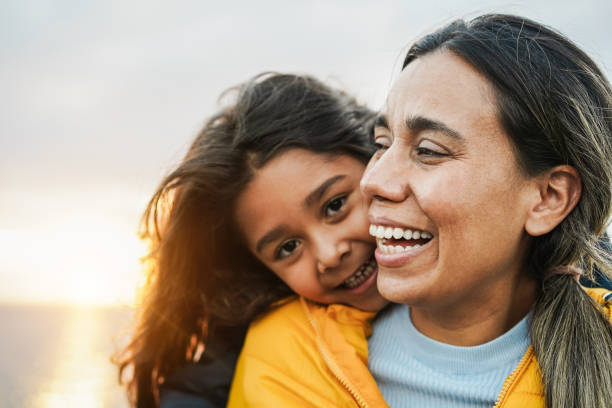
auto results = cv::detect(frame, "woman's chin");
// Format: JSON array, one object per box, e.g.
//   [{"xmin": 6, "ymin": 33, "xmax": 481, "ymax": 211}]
[{"xmin": 376, "ymin": 270, "xmax": 426, "ymax": 305}]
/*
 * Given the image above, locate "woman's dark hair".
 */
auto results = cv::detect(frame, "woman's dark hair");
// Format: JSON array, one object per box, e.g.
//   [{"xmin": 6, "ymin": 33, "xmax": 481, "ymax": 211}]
[
  {"xmin": 114, "ymin": 73, "xmax": 376, "ymax": 406},
  {"xmin": 403, "ymin": 14, "xmax": 612, "ymax": 407}
]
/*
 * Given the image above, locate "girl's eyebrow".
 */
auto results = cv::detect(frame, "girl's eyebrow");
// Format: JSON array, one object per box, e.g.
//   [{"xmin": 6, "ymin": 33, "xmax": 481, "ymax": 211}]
[
  {"xmin": 255, "ymin": 174, "xmax": 347, "ymax": 254},
  {"xmin": 255, "ymin": 225, "xmax": 289, "ymax": 254},
  {"xmin": 303, "ymin": 175, "xmax": 346, "ymax": 209}
]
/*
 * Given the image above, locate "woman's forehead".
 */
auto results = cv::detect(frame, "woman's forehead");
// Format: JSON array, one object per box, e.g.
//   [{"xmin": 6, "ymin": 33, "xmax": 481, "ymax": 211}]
[{"xmin": 383, "ymin": 51, "xmax": 497, "ymax": 133}]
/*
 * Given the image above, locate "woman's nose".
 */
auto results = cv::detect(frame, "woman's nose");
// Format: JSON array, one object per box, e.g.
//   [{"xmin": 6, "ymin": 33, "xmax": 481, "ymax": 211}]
[{"xmin": 361, "ymin": 148, "xmax": 410, "ymax": 203}]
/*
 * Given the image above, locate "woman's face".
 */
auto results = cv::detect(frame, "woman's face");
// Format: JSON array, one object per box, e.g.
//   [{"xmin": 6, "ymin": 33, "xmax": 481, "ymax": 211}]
[
  {"xmin": 361, "ymin": 51, "xmax": 537, "ymax": 311},
  {"xmin": 235, "ymin": 148, "xmax": 388, "ymax": 312}
]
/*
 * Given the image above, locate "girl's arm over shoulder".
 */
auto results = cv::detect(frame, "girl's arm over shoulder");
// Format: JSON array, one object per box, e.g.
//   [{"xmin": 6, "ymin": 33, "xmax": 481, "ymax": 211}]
[
  {"xmin": 228, "ymin": 297, "xmax": 387, "ymax": 408},
  {"xmin": 228, "ymin": 298, "xmax": 326, "ymax": 407}
]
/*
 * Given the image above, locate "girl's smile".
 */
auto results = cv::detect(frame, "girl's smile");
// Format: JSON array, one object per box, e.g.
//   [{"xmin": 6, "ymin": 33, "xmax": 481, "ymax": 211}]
[{"xmin": 235, "ymin": 148, "xmax": 388, "ymax": 312}]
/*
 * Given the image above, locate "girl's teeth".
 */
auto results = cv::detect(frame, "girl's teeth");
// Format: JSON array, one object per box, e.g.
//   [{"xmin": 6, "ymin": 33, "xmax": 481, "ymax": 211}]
[{"xmin": 342, "ymin": 258, "xmax": 376, "ymax": 289}]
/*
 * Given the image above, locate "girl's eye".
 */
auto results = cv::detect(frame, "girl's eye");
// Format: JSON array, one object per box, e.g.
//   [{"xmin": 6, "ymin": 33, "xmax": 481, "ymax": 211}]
[
  {"xmin": 276, "ymin": 239, "xmax": 301, "ymax": 260},
  {"xmin": 416, "ymin": 139, "xmax": 449, "ymax": 157},
  {"xmin": 324, "ymin": 196, "xmax": 347, "ymax": 217}
]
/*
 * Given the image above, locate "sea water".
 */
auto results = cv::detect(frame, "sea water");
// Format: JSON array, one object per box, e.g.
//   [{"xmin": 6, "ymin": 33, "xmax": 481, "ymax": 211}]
[{"xmin": 0, "ymin": 304, "xmax": 132, "ymax": 407}]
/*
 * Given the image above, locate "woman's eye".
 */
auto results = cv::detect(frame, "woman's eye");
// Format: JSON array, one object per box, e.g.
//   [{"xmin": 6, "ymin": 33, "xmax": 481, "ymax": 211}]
[
  {"xmin": 416, "ymin": 147, "xmax": 443, "ymax": 156},
  {"xmin": 325, "ymin": 196, "xmax": 347, "ymax": 217},
  {"xmin": 416, "ymin": 139, "xmax": 448, "ymax": 157},
  {"xmin": 374, "ymin": 142, "xmax": 387, "ymax": 151},
  {"xmin": 276, "ymin": 239, "xmax": 301, "ymax": 259},
  {"xmin": 373, "ymin": 134, "xmax": 391, "ymax": 151}
]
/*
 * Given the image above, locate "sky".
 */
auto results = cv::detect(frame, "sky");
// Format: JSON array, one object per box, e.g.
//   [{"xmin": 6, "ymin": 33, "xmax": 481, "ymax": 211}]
[{"xmin": 1, "ymin": 0, "xmax": 611, "ymax": 306}]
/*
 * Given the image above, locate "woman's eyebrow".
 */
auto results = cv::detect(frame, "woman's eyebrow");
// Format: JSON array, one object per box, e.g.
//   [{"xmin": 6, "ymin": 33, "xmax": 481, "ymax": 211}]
[
  {"xmin": 405, "ymin": 115, "xmax": 464, "ymax": 140},
  {"xmin": 303, "ymin": 175, "xmax": 346, "ymax": 209},
  {"xmin": 374, "ymin": 114, "xmax": 389, "ymax": 129}
]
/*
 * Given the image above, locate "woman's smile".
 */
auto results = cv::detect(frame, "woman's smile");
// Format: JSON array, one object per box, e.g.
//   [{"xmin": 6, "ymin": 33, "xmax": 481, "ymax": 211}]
[
  {"xmin": 361, "ymin": 50, "xmax": 536, "ymax": 312},
  {"xmin": 368, "ymin": 222, "xmax": 434, "ymax": 267}
]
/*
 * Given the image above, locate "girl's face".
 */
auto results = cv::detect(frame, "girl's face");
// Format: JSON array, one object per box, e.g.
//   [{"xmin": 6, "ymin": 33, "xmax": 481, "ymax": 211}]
[
  {"xmin": 361, "ymin": 51, "xmax": 537, "ymax": 313},
  {"xmin": 235, "ymin": 148, "xmax": 388, "ymax": 312}
]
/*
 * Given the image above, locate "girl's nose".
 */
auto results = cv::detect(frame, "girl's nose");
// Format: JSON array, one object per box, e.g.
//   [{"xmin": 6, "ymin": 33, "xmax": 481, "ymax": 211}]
[{"xmin": 316, "ymin": 239, "xmax": 350, "ymax": 274}]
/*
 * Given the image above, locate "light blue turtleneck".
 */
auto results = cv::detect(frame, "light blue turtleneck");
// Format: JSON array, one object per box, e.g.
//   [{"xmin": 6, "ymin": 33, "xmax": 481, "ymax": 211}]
[{"xmin": 368, "ymin": 304, "xmax": 531, "ymax": 407}]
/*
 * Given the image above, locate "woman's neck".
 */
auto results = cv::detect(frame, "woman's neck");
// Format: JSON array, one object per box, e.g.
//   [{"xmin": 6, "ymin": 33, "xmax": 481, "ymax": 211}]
[{"xmin": 409, "ymin": 274, "xmax": 538, "ymax": 346}]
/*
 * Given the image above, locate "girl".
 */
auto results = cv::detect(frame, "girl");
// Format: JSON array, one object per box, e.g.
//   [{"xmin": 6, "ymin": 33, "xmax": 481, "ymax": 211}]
[
  {"xmin": 363, "ymin": 14, "xmax": 612, "ymax": 408},
  {"xmin": 116, "ymin": 73, "xmax": 388, "ymax": 407}
]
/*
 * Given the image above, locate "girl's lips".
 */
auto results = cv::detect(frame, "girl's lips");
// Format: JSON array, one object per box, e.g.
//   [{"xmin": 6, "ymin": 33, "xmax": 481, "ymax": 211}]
[
  {"xmin": 342, "ymin": 267, "xmax": 378, "ymax": 295},
  {"xmin": 374, "ymin": 239, "xmax": 432, "ymax": 268}
]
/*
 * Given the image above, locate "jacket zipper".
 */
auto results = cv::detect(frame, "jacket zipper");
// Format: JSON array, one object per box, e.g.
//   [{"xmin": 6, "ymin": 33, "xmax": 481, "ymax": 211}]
[
  {"xmin": 302, "ymin": 298, "xmax": 370, "ymax": 408},
  {"xmin": 492, "ymin": 346, "xmax": 533, "ymax": 408}
]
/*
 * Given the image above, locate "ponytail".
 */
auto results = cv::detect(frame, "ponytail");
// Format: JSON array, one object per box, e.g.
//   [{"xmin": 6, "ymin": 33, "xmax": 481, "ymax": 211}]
[{"xmin": 531, "ymin": 273, "xmax": 612, "ymax": 408}]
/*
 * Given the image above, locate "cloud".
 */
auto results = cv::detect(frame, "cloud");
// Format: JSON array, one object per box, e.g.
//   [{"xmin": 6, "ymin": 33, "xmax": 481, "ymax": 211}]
[{"xmin": 1, "ymin": 0, "xmax": 611, "ymax": 303}]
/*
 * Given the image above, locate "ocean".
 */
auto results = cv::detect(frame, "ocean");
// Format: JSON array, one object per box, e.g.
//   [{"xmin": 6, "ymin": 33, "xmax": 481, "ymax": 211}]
[{"xmin": 0, "ymin": 304, "xmax": 133, "ymax": 407}]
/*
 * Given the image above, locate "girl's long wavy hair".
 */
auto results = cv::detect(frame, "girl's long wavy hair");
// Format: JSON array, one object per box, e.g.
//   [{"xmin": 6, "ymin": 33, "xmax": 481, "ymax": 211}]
[
  {"xmin": 403, "ymin": 14, "xmax": 612, "ymax": 408},
  {"xmin": 115, "ymin": 73, "xmax": 375, "ymax": 407}
]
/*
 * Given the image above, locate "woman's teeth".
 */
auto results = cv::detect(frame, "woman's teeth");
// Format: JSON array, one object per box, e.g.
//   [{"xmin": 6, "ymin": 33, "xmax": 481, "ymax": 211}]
[
  {"xmin": 369, "ymin": 224, "xmax": 432, "ymax": 240},
  {"xmin": 378, "ymin": 242, "xmax": 421, "ymax": 254},
  {"xmin": 369, "ymin": 224, "xmax": 433, "ymax": 255},
  {"xmin": 342, "ymin": 258, "xmax": 376, "ymax": 289}
]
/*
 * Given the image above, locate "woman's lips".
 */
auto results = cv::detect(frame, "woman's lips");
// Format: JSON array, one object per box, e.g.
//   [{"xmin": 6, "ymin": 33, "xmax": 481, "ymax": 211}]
[{"xmin": 374, "ymin": 238, "xmax": 432, "ymax": 268}]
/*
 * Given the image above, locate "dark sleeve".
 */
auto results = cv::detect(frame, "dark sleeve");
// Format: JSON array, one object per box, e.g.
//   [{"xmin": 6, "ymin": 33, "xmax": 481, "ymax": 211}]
[
  {"xmin": 160, "ymin": 324, "xmax": 246, "ymax": 408},
  {"xmin": 160, "ymin": 351, "xmax": 239, "ymax": 408},
  {"xmin": 161, "ymin": 389, "xmax": 219, "ymax": 408}
]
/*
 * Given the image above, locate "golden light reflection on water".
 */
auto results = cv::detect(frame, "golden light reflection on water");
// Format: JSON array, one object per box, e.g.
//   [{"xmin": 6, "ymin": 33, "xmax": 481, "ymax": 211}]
[
  {"xmin": 0, "ymin": 216, "xmax": 148, "ymax": 307},
  {"xmin": 24, "ymin": 306, "xmax": 131, "ymax": 408}
]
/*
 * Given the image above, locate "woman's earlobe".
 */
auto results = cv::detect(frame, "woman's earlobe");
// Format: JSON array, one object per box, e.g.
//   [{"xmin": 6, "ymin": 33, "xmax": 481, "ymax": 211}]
[{"xmin": 524, "ymin": 165, "xmax": 582, "ymax": 236}]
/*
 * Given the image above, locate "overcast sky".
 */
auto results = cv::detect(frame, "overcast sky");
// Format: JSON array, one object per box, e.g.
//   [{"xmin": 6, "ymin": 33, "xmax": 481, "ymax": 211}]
[{"xmin": 1, "ymin": 0, "xmax": 611, "ymax": 305}]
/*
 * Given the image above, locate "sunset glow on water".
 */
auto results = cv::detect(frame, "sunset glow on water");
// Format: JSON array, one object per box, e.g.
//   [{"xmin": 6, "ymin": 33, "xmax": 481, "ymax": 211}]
[{"xmin": 0, "ymin": 304, "xmax": 132, "ymax": 407}]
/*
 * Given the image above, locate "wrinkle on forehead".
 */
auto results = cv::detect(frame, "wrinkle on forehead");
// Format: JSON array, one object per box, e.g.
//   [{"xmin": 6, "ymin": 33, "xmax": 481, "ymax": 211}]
[{"xmin": 384, "ymin": 50, "xmax": 498, "ymax": 135}]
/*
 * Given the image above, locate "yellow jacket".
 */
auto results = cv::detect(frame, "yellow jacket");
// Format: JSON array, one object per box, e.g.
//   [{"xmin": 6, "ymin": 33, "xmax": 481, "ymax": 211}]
[{"xmin": 228, "ymin": 288, "xmax": 612, "ymax": 408}]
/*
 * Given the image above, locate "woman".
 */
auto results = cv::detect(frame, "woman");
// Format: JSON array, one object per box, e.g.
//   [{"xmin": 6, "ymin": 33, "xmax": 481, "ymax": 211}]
[
  {"xmin": 115, "ymin": 72, "xmax": 388, "ymax": 407},
  {"xmin": 363, "ymin": 13, "xmax": 612, "ymax": 408}
]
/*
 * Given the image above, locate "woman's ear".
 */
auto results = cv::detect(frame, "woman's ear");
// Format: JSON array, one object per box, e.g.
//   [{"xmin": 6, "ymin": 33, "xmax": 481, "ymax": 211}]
[{"xmin": 525, "ymin": 165, "xmax": 582, "ymax": 236}]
